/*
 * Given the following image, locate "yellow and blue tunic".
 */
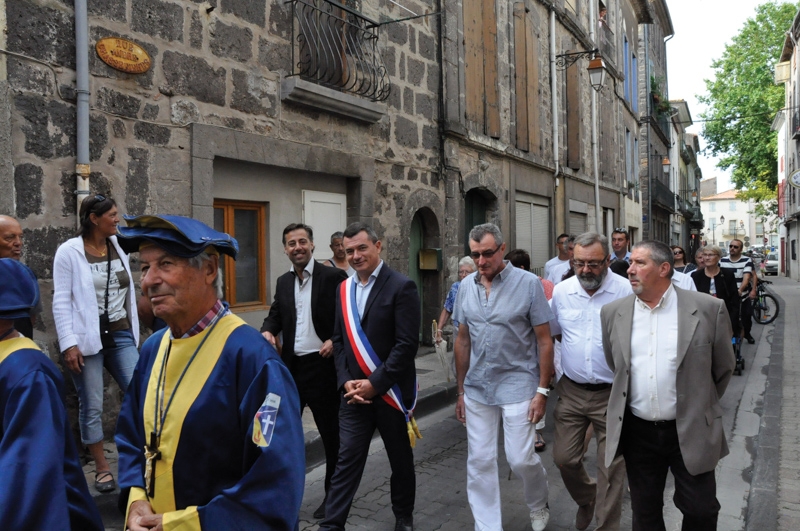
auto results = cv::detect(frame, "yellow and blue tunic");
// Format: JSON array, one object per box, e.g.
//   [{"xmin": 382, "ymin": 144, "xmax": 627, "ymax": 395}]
[
  {"xmin": 0, "ymin": 337, "xmax": 104, "ymax": 530},
  {"xmin": 116, "ymin": 314, "xmax": 305, "ymax": 530}
]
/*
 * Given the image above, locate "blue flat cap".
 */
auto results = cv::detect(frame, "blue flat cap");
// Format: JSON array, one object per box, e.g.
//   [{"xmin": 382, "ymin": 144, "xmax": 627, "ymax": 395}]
[
  {"xmin": 0, "ymin": 258, "xmax": 40, "ymax": 320},
  {"xmin": 117, "ymin": 214, "xmax": 239, "ymax": 259}
]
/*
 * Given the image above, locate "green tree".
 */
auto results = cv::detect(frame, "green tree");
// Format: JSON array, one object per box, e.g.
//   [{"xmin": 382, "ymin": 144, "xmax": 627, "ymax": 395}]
[{"xmin": 699, "ymin": 0, "xmax": 799, "ymax": 208}]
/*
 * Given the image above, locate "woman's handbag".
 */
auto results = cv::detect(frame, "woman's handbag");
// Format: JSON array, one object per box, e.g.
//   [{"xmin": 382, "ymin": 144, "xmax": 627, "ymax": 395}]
[{"xmin": 99, "ymin": 240, "xmax": 117, "ymax": 350}]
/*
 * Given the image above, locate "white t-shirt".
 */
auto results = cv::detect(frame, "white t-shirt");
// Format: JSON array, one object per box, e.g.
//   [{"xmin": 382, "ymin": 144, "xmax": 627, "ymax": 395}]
[{"xmin": 544, "ymin": 256, "xmax": 571, "ymax": 285}]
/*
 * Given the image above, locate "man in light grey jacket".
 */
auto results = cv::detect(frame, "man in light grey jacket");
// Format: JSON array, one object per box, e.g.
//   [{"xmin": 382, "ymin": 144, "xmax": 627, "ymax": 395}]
[{"xmin": 601, "ymin": 240, "xmax": 734, "ymax": 531}]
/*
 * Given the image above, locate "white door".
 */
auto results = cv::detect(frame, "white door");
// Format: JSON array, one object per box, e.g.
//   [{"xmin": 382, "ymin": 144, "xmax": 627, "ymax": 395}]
[{"xmin": 302, "ymin": 190, "xmax": 347, "ymax": 261}]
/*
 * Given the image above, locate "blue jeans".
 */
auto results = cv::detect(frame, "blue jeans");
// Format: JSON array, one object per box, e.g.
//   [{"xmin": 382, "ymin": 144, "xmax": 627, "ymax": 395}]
[{"xmin": 68, "ymin": 329, "xmax": 139, "ymax": 445}]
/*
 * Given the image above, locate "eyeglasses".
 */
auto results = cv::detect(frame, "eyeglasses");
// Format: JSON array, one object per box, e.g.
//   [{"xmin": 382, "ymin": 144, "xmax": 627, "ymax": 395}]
[
  {"xmin": 470, "ymin": 245, "xmax": 502, "ymax": 260},
  {"xmin": 673, "ymin": 250, "xmax": 684, "ymax": 255},
  {"xmin": 729, "ymin": 245, "xmax": 741, "ymax": 249},
  {"xmin": 94, "ymin": 194, "xmax": 106, "ymax": 202},
  {"xmin": 613, "ymin": 227, "xmax": 628, "ymax": 234},
  {"xmin": 573, "ymin": 260, "xmax": 605, "ymax": 270}
]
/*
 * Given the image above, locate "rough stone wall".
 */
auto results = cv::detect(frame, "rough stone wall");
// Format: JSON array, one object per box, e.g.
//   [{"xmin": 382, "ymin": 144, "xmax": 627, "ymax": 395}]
[{"xmin": 4, "ymin": 0, "xmax": 442, "ymax": 437}]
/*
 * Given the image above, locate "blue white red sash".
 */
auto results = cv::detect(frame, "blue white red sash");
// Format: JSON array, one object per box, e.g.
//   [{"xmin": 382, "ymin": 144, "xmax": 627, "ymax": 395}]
[{"xmin": 339, "ymin": 276, "xmax": 417, "ymax": 421}]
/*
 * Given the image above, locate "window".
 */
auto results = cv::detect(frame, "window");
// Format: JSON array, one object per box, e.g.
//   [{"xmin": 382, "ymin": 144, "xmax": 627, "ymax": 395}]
[
  {"xmin": 729, "ymin": 201, "xmax": 736, "ymax": 211},
  {"xmin": 756, "ymin": 221, "xmax": 764, "ymax": 236},
  {"xmin": 631, "ymin": 53, "xmax": 638, "ymax": 112},
  {"xmin": 623, "ymin": 37, "xmax": 630, "ymax": 102},
  {"xmin": 515, "ymin": 193, "xmax": 550, "ymax": 274},
  {"xmin": 710, "ymin": 202, "xmax": 716, "ymax": 212},
  {"xmin": 213, "ymin": 200, "xmax": 267, "ymax": 309},
  {"xmin": 729, "ymin": 219, "xmax": 737, "ymax": 235}
]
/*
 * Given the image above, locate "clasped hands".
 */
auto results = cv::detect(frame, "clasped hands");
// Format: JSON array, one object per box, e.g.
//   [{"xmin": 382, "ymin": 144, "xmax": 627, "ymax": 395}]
[
  {"xmin": 127, "ymin": 501, "xmax": 162, "ymax": 531},
  {"xmin": 344, "ymin": 379, "xmax": 376, "ymax": 405}
]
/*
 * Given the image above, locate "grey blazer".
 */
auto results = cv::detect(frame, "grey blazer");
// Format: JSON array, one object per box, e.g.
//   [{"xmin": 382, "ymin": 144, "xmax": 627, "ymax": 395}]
[{"xmin": 600, "ymin": 287, "xmax": 735, "ymax": 476}]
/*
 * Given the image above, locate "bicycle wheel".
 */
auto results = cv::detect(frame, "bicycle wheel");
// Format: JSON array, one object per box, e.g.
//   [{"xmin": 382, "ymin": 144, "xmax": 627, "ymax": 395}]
[{"xmin": 754, "ymin": 294, "xmax": 779, "ymax": 325}]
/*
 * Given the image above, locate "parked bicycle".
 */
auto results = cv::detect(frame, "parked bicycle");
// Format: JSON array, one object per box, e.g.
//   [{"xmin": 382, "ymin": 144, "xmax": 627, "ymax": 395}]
[{"xmin": 753, "ymin": 279, "xmax": 779, "ymax": 325}]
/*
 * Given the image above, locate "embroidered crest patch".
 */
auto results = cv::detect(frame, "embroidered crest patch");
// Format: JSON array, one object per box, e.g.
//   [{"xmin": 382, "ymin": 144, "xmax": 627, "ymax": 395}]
[{"xmin": 252, "ymin": 393, "xmax": 281, "ymax": 447}]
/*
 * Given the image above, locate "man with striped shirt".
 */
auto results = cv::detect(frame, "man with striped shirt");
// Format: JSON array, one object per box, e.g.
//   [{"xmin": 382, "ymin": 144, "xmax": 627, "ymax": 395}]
[{"xmin": 720, "ymin": 239, "xmax": 756, "ymax": 344}]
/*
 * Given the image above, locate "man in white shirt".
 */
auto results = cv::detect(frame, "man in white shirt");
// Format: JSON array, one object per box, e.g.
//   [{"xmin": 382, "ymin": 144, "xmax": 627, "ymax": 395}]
[
  {"xmin": 544, "ymin": 233, "xmax": 574, "ymax": 284},
  {"xmin": 261, "ymin": 223, "xmax": 348, "ymax": 520},
  {"xmin": 601, "ymin": 240, "xmax": 734, "ymax": 531},
  {"xmin": 550, "ymin": 233, "xmax": 632, "ymax": 530}
]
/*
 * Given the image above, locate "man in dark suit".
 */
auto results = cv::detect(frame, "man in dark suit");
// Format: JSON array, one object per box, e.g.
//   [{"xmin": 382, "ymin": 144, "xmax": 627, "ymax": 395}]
[
  {"xmin": 601, "ymin": 240, "xmax": 735, "ymax": 531},
  {"xmin": 261, "ymin": 223, "xmax": 348, "ymax": 520},
  {"xmin": 319, "ymin": 222, "xmax": 421, "ymax": 531}
]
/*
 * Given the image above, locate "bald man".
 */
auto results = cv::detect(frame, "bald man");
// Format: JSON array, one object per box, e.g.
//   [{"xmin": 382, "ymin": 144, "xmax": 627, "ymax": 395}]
[
  {"xmin": 0, "ymin": 216, "xmax": 36, "ymax": 338},
  {"xmin": 0, "ymin": 215, "xmax": 23, "ymax": 260}
]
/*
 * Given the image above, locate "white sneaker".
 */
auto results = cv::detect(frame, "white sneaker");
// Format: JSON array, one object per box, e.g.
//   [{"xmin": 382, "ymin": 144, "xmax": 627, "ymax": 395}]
[{"xmin": 530, "ymin": 506, "xmax": 549, "ymax": 531}]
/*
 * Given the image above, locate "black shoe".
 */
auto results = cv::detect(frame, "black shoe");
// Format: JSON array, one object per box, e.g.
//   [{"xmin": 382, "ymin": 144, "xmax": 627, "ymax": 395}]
[
  {"xmin": 313, "ymin": 500, "xmax": 326, "ymax": 520},
  {"xmin": 745, "ymin": 334, "xmax": 755, "ymax": 344},
  {"xmin": 394, "ymin": 516, "xmax": 413, "ymax": 531}
]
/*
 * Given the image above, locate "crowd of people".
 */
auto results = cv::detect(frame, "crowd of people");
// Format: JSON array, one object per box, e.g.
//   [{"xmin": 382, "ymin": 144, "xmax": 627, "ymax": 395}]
[{"xmin": 0, "ymin": 200, "xmax": 744, "ymax": 530}]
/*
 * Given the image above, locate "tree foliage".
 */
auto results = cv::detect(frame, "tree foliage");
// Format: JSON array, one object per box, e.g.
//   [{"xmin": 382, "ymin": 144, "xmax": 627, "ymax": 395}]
[{"xmin": 698, "ymin": 1, "xmax": 799, "ymax": 206}]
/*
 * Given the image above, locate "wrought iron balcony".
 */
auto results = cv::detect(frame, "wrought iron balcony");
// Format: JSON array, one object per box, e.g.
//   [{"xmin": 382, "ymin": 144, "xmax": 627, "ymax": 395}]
[
  {"xmin": 597, "ymin": 20, "xmax": 614, "ymax": 66},
  {"xmin": 287, "ymin": 0, "xmax": 391, "ymax": 102},
  {"xmin": 651, "ymin": 178, "xmax": 677, "ymax": 213}
]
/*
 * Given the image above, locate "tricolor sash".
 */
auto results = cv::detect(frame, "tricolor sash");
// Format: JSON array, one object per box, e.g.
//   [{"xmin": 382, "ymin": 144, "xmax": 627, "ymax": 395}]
[{"xmin": 340, "ymin": 276, "xmax": 422, "ymax": 446}]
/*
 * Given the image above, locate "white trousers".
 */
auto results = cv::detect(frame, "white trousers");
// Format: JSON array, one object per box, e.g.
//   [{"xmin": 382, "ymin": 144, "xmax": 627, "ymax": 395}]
[{"xmin": 465, "ymin": 395, "xmax": 549, "ymax": 531}]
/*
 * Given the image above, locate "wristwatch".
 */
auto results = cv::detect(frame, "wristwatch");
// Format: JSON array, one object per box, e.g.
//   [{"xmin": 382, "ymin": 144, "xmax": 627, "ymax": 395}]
[{"xmin": 536, "ymin": 387, "xmax": 550, "ymax": 397}]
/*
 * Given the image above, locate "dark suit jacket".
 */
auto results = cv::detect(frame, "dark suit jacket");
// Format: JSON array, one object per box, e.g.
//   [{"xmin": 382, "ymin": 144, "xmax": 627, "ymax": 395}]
[
  {"xmin": 261, "ymin": 261, "xmax": 348, "ymax": 364},
  {"xmin": 601, "ymin": 287, "xmax": 735, "ymax": 476},
  {"xmin": 331, "ymin": 264, "xmax": 420, "ymax": 408}
]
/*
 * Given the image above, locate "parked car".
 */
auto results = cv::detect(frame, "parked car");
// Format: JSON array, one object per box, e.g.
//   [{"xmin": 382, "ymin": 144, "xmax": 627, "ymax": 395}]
[{"xmin": 765, "ymin": 252, "xmax": 779, "ymax": 275}]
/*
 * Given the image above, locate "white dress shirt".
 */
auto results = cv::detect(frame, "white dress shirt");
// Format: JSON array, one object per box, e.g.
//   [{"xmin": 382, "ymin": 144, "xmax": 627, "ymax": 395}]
[
  {"xmin": 629, "ymin": 284, "xmax": 679, "ymax": 420},
  {"xmin": 551, "ymin": 271, "xmax": 633, "ymax": 385},
  {"xmin": 544, "ymin": 256, "xmax": 571, "ymax": 285},
  {"xmin": 671, "ymin": 270, "xmax": 697, "ymax": 291},
  {"xmin": 355, "ymin": 260, "xmax": 384, "ymax": 318},
  {"xmin": 292, "ymin": 259, "xmax": 324, "ymax": 355}
]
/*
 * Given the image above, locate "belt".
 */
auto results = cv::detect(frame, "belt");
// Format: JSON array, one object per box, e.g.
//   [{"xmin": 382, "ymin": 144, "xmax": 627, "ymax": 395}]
[
  {"xmin": 564, "ymin": 375, "xmax": 612, "ymax": 392},
  {"xmin": 627, "ymin": 409, "xmax": 676, "ymax": 428}
]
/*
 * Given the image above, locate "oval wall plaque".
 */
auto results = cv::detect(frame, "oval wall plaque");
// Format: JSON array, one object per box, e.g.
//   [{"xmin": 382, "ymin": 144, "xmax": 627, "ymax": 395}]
[{"xmin": 96, "ymin": 37, "xmax": 151, "ymax": 74}]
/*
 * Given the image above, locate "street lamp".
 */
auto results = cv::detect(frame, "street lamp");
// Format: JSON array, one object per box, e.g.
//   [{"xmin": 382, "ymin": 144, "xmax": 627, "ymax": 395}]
[
  {"xmin": 709, "ymin": 218, "xmax": 717, "ymax": 245},
  {"xmin": 554, "ymin": 48, "xmax": 608, "ymax": 232}
]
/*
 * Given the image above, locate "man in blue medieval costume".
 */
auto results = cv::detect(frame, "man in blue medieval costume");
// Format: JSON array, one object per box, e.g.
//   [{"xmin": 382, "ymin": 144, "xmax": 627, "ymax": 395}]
[
  {"xmin": 115, "ymin": 214, "xmax": 305, "ymax": 530},
  {"xmin": 0, "ymin": 258, "xmax": 104, "ymax": 530}
]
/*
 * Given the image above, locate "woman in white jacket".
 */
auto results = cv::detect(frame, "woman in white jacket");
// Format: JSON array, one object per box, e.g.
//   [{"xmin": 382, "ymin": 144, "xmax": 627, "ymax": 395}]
[{"xmin": 53, "ymin": 194, "xmax": 139, "ymax": 493}]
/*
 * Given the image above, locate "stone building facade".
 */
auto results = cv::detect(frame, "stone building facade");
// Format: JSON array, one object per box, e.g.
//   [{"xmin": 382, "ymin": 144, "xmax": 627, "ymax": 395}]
[{"xmin": 1, "ymin": 0, "xmax": 669, "ymax": 435}]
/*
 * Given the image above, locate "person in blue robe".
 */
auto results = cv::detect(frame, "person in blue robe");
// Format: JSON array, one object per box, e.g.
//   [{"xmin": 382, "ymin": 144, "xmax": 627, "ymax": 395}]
[
  {"xmin": 115, "ymin": 215, "xmax": 305, "ymax": 531},
  {"xmin": 0, "ymin": 258, "xmax": 104, "ymax": 530}
]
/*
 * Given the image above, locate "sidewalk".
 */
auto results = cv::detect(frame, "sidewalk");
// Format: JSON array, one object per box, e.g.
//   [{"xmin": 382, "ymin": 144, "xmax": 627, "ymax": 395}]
[
  {"xmin": 751, "ymin": 275, "xmax": 800, "ymax": 530},
  {"xmin": 301, "ymin": 345, "xmax": 458, "ymax": 470}
]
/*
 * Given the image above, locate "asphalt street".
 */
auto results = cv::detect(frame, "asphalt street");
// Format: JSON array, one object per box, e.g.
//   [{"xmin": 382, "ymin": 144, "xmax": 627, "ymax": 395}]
[{"xmin": 93, "ymin": 276, "xmax": 789, "ymax": 530}]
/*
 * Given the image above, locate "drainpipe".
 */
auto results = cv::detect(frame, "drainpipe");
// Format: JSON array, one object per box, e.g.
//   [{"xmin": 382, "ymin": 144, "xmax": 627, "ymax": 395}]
[
  {"xmin": 549, "ymin": 6, "xmax": 559, "ymax": 185},
  {"xmin": 644, "ymin": 24, "xmax": 652, "ymax": 240},
  {"xmin": 75, "ymin": 0, "xmax": 91, "ymax": 227},
  {"xmin": 589, "ymin": 1, "xmax": 601, "ymax": 232}
]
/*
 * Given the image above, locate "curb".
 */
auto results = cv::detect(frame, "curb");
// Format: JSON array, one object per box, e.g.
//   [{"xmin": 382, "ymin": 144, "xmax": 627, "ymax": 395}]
[{"xmin": 303, "ymin": 379, "xmax": 459, "ymax": 472}]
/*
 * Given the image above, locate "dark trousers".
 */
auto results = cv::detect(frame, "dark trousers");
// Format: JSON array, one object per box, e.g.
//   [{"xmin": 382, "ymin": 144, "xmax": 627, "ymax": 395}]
[
  {"xmin": 621, "ymin": 409, "xmax": 720, "ymax": 531},
  {"xmin": 319, "ymin": 398, "xmax": 415, "ymax": 530},
  {"xmin": 740, "ymin": 297, "xmax": 753, "ymax": 336},
  {"xmin": 291, "ymin": 353, "xmax": 341, "ymax": 494}
]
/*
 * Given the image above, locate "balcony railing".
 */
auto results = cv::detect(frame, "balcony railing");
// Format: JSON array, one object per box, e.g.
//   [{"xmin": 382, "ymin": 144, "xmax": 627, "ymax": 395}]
[
  {"xmin": 287, "ymin": 0, "xmax": 391, "ymax": 102},
  {"xmin": 651, "ymin": 178, "xmax": 676, "ymax": 213},
  {"xmin": 598, "ymin": 20, "xmax": 614, "ymax": 64}
]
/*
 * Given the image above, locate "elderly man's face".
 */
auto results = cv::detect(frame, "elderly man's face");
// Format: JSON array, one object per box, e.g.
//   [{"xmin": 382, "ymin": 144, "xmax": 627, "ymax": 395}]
[
  {"xmin": 469, "ymin": 234, "xmax": 506, "ymax": 281},
  {"xmin": 0, "ymin": 217, "xmax": 23, "ymax": 259},
  {"xmin": 330, "ymin": 238, "xmax": 346, "ymax": 260},
  {"xmin": 573, "ymin": 242, "xmax": 608, "ymax": 292},
  {"xmin": 628, "ymin": 247, "xmax": 670, "ymax": 297},
  {"xmin": 139, "ymin": 246, "xmax": 218, "ymax": 326}
]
